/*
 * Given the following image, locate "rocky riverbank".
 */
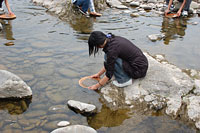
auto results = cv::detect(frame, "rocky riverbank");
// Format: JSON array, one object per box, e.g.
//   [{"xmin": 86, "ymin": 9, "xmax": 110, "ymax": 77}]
[{"xmin": 31, "ymin": 0, "xmax": 200, "ymax": 20}]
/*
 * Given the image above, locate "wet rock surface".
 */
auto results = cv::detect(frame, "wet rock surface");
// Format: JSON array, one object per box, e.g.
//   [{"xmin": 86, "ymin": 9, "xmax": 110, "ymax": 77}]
[{"xmin": 0, "ymin": 70, "xmax": 32, "ymax": 98}]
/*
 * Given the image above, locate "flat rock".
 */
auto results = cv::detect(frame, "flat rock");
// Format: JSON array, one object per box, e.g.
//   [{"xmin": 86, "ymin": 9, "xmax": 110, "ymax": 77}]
[{"xmin": 67, "ymin": 100, "xmax": 97, "ymax": 115}]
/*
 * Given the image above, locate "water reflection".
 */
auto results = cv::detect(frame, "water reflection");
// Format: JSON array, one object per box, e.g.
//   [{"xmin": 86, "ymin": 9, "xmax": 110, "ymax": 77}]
[
  {"xmin": 160, "ymin": 17, "xmax": 188, "ymax": 45},
  {"xmin": 69, "ymin": 15, "xmax": 94, "ymax": 33},
  {"xmin": 67, "ymin": 10, "xmax": 95, "ymax": 40},
  {"xmin": 0, "ymin": 97, "xmax": 32, "ymax": 115},
  {"xmin": 87, "ymin": 103, "xmax": 131, "ymax": 130},
  {"xmin": 0, "ymin": 20, "xmax": 15, "ymax": 41}
]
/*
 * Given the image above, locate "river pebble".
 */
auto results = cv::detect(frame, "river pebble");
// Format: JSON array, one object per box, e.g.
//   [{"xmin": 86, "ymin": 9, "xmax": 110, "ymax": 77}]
[{"xmin": 57, "ymin": 121, "xmax": 70, "ymax": 127}]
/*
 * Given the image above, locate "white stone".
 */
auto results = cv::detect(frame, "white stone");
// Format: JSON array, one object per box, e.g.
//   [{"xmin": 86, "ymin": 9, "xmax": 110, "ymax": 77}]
[
  {"xmin": 57, "ymin": 121, "xmax": 70, "ymax": 127},
  {"xmin": 130, "ymin": 1, "xmax": 140, "ymax": 7},
  {"xmin": 67, "ymin": 100, "xmax": 97, "ymax": 113},
  {"xmin": 51, "ymin": 125, "xmax": 97, "ymax": 133},
  {"xmin": 147, "ymin": 34, "xmax": 164, "ymax": 41}
]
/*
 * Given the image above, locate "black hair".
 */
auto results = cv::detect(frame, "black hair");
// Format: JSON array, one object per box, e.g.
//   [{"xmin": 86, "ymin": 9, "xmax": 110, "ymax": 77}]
[{"xmin": 88, "ymin": 31, "xmax": 115, "ymax": 56}]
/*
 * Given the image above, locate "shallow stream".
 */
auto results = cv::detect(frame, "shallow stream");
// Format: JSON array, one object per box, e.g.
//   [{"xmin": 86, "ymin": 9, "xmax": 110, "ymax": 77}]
[{"xmin": 0, "ymin": 0, "xmax": 200, "ymax": 132}]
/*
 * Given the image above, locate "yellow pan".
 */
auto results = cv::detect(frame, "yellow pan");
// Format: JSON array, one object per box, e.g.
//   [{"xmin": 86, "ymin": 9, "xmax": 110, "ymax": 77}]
[
  {"xmin": 0, "ymin": 14, "xmax": 16, "ymax": 20},
  {"xmin": 79, "ymin": 76, "xmax": 100, "ymax": 89},
  {"xmin": 165, "ymin": 13, "xmax": 178, "ymax": 18}
]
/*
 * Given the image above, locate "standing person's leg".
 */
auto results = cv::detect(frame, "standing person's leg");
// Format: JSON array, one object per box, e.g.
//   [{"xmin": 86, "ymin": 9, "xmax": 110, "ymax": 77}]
[
  {"xmin": 89, "ymin": 0, "xmax": 95, "ymax": 12},
  {"xmin": 89, "ymin": 0, "xmax": 102, "ymax": 16},
  {"xmin": 166, "ymin": 0, "xmax": 170, "ymax": 5},
  {"xmin": 0, "ymin": 0, "xmax": 4, "ymax": 14},
  {"xmin": 178, "ymin": 0, "xmax": 191, "ymax": 16},
  {"xmin": 183, "ymin": 0, "xmax": 192, "ymax": 11},
  {"xmin": 75, "ymin": 0, "xmax": 90, "ymax": 13}
]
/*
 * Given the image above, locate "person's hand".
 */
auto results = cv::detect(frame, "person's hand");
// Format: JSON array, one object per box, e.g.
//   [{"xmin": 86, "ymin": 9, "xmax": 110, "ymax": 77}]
[
  {"xmin": 176, "ymin": 10, "xmax": 181, "ymax": 17},
  {"xmin": 90, "ymin": 73, "xmax": 100, "ymax": 79},
  {"xmin": 9, "ymin": 11, "xmax": 15, "ymax": 16},
  {"xmin": 165, "ymin": 9, "xmax": 170, "ymax": 16},
  {"xmin": 88, "ymin": 84, "xmax": 99, "ymax": 90}
]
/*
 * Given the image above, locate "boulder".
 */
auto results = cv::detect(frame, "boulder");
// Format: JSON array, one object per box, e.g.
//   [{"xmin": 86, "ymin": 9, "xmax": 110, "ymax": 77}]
[
  {"xmin": 0, "ymin": 70, "xmax": 32, "ymax": 98},
  {"xmin": 100, "ymin": 53, "xmax": 199, "ymax": 128}
]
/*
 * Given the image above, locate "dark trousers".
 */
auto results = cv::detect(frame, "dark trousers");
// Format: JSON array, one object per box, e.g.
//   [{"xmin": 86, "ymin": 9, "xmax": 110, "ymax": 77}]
[
  {"xmin": 166, "ymin": 0, "xmax": 192, "ymax": 11},
  {"xmin": 0, "ymin": 0, "xmax": 4, "ymax": 8}
]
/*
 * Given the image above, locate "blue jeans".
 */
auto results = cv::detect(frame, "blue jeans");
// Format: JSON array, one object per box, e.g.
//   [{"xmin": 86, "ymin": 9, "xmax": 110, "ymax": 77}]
[
  {"xmin": 74, "ymin": 0, "xmax": 90, "ymax": 13},
  {"xmin": 104, "ymin": 54, "xmax": 131, "ymax": 83}
]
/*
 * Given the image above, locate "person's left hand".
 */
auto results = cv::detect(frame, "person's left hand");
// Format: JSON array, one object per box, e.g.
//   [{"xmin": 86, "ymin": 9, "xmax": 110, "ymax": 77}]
[
  {"xmin": 165, "ymin": 9, "xmax": 170, "ymax": 16},
  {"xmin": 9, "ymin": 11, "xmax": 15, "ymax": 16},
  {"xmin": 88, "ymin": 84, "xmax": 99, "ymax": 90},
  {"xmin": 176, "ymin": 10, "xmax": 181, "ymax": 17}
]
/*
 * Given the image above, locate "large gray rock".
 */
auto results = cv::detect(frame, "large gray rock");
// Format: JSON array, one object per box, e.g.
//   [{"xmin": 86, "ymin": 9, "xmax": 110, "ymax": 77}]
[
  {"xmin": 51, "ymin": 125, "xmax": 97, "ymax": 133},
  {"xmin": 0, "ymin": 70, "xmax": 32, "ymax": 98},
  {"xmin": 100, "ymin": 53, "xmax": 200, "ymax": 128}
]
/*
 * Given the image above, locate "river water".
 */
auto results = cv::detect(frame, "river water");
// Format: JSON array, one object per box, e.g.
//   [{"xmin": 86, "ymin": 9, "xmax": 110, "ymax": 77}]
[{"xmin": 0, "ymin": 0, "xmax": 200, "ymax": 132}]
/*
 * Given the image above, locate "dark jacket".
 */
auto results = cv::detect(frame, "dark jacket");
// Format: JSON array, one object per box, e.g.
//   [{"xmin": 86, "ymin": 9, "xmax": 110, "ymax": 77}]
[{"xmin": 103, "ymin": 36, "xmax": 148, "ymax": 79}]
